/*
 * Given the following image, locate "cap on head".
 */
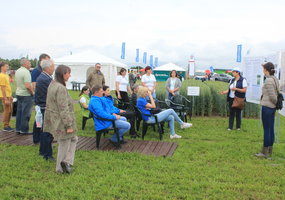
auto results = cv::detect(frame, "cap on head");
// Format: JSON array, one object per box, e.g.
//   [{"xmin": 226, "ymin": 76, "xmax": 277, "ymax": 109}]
[{"xmin": 232, "ymin": 67, "xmax": 242, "ymax": 73}]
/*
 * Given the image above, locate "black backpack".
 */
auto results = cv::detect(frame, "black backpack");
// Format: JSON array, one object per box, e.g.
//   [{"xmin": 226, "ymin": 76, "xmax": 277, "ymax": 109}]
[{"xmin": 273, "ymin": 78, "xmax": 284, "ymax": 110}]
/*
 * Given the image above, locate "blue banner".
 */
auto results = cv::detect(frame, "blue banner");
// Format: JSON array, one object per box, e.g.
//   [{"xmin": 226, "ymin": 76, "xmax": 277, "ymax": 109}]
[
  {"xmin": 236, "ymin": 44, "xmax": 242, "ymax": 62},
  {"xmin": 210, "ymin": 66, "xmax": 214, "ymax": 72},
  {"xmin": 136, "ymin": 49, "xmax": 139, "ymax": 62},
  {"xmin": 150, "ymin": 55, "xmax": 153, "ymax": 68},
  {"xmin": 121, "ymin": 42, "xmax": 125, "ymax": 59},
  {"xmin": 143, "ymin": 52, "xmax": 147, "ymax": 64},
  {"xmin": 154, "ymin": 57, "xmax": 158, "ymax": 67}
]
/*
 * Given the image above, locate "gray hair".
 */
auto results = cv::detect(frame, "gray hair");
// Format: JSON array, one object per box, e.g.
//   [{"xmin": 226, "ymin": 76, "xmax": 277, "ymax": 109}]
[
  {"xmin": 40, "ymin": 59, "xmax": 54, "ymax": 70},
  {"xmin": 20, "ymin": 58, "xmax": 29, "ymax": 66}
]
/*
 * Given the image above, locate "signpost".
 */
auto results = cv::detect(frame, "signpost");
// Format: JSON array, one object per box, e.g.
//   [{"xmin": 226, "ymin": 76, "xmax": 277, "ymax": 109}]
[{"xmin": 187, "ymin": 87, "xmax": 200, "ymax": 117}]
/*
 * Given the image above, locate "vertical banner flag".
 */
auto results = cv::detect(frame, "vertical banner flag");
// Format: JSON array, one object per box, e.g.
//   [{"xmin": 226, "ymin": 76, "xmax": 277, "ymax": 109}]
[
  {"xmin": 121, "ymin": 42, "xmax": 125, "ymax": 59},
  {"xmin": 236, "ymin": 44, "xmax": 242, "ymax": 62},
  {"xmin": 154, "ymin": 57, "xmax": 158, "ymax": 67},
  {"xmin": 143, "ymin": 52, "xmax": 147, "ymax": 64},
  {"xmin": 136, "ymin": 49, "xmax": 139, "ymax": 62},
  {"xmin": 150, "ymin": 55, "xmax": 153, "ymax": 68}
]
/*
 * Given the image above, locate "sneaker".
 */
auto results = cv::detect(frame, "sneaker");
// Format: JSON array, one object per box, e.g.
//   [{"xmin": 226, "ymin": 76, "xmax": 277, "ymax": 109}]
[
  {"xmin": 237, "ymin": 128, "xmax": 241, "ymax": 131},
  {"xmin": 170, "ymin": 134, "xmax": 182, "ymax": 139},
  {"xmin": 3, "ymin": 127, "xmax": 14, "ymax": 132},
  {"xmin": 180, "ymin": 123, "xmax": 192, "ymax": 129},
  {"xmin": 227, "ymin": 128, "xmax": 232, "ymax": 131}
]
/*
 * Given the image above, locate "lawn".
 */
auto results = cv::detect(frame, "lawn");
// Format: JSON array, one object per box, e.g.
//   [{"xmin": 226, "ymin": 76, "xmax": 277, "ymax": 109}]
[{"xmin": 0, "ymin": 90, "xmax": 285, "ymax": 199}]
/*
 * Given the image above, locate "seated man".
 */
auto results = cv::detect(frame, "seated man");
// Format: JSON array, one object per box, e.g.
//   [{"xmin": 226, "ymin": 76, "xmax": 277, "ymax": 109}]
[
  {"xmin": 102, "ymin": 85, "xmax": 139, "ymax": 138},
  {"xmin": 88, "ymin": 86, "xmax": 130, "ymax": 147}
]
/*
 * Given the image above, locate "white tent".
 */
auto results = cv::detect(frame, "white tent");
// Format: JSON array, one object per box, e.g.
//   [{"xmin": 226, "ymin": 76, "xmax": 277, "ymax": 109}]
[
  {"xmin": 153, "ymin": 63, "xmax": 186, "ymax": 71},
  {"xmin": 55, "ymin": 50, "xmax": 127, "ymax": 90}
]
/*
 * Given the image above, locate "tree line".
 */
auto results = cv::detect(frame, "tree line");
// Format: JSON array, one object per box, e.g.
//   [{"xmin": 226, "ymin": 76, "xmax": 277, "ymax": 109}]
[{"xmin": 0, "ymin": 57, "xmax": 38, "ymax": 70}]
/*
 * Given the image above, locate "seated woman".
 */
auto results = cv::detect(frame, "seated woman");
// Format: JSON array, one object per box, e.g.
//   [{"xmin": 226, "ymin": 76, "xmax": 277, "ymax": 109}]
[
  {"xmin": 79, "ymin": 86, "xmax": 91, "ymax": 130},
  {"xmin": 136, "ymin": 87, "xmax": 192, "ymax": 139},
  {"xmin": 103, "ymin": 85, "xmax": 139, "ymax": 138}
]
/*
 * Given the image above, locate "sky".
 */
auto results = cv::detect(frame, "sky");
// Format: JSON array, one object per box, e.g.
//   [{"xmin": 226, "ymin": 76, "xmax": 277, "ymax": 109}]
[{"xmin": 1, "ymin": 0, "xmax": 285, "ymax": 69}]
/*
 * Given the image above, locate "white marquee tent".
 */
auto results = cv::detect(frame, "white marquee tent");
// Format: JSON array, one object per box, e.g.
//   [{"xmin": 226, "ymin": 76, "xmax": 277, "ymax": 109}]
[
  {"xmin": 153, "ymin": 63, "xmax": 186, "ymax": 72},
  {"xmin": 55, "ymin": 50, "xmax": 127, "ymax": 90}
]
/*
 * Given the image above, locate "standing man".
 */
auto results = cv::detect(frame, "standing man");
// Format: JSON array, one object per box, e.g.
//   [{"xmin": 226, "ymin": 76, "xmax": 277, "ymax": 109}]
[
  {"xmin": 32, "ymin": 53, "xmax": 50, "ymax": 144},
  {"xmin": 15, "ymin": 58, "xmax": 34, "ymax": 135},
  {"xmin": 0, "ymin": 62, "xmax": 14, "ymax": 132},
  {"xmin": 35, "ymin": 60, "xmax": 55, "ymax": 160},
  {"xmin": 86, "ymin": 63, "xmax": 105, "ymax": 90},
  {"xmin": 129, "ymin": 70, "xmax": 136, "ymax": 88}
]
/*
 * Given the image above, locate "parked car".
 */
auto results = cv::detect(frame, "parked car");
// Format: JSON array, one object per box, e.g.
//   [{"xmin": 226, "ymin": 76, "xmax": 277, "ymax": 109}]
[
  {"xmin": 212, "ymin": 73, "xmax": 233, "ymax": 82},
  {"xmin": 194, "ymin": 71, "xmax": 207, "ymax": 81}
]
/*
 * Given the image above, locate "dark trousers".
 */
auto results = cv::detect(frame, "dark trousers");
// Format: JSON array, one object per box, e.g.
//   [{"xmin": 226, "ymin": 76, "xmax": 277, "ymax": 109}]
[
  {"xmin": 33, "ymin": 121, "xmax": 41, "ymax": 144},
  {"xmin": 116, "ymin": 91, "xmax": 129, "ymax": 110},
  {"xmin": 119, "ymin": 111, "xmax": 136, "ymax": 135},
  {"xmin": 15, "ymin": 95, "xmax": 33, "ymax": 133},
  {"xmin": 37, "ymin": 109, "xmax": 54, "ymax": 159},
  {"xmin": 262, "ymin": 106, "xmax": 276, "ymax": 147},
  {"xmin": 228, "ymin": 98, "xmax": 242, "ymax": 129}
]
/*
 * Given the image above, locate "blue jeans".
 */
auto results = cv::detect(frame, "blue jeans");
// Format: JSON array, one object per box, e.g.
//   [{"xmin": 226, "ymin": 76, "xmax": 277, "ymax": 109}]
[
  {"xmin": 110, "ymin": 117, "xmax": 131, "ymax": 142},
  {"xmin": 147, "ymin": 109, "xmax": 183, "ymax": 135},
  {"xmin": 262, "ymin": 106, "xmax": 276, "ymax": 147},
  {"xmin": 16, "ymin": 95, "xmax": 33, "ymax": 133}
]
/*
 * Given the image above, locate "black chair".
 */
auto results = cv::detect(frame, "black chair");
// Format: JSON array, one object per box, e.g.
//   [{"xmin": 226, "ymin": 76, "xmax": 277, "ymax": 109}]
[
  {"xmin": 94, "ymin": 115, "xmax": 121, "ymax": 149},
  {"xmin": 165, "ymin": 98, "xmax": 186, "ymax": 122},
  {"xmin": 136, "ymin": 107, "xmax": 164, "ymax": 140},
  {"xmin": 171, "ymin": 95, "xmax": 192, "ymax": 121}
]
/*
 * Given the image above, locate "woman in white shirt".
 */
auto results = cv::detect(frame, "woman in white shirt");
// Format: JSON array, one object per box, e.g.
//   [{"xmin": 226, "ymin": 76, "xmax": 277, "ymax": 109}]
[
  {"xmin": 165, "ymin": 70, "xmax": 182, "ymax": 99},
  {"xmin": 116, "ymin": 68, "xmax": 132, "ymax": 109},
  {"xmin": 141, "ymin": 66, "xmax": 157, "ymax": 98}
]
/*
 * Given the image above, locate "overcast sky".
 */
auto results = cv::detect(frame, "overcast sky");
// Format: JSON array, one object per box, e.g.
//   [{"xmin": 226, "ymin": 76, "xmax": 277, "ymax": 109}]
[{"xmin": 1, "ymin": 0, "xmax": 285, "ymax": 69}]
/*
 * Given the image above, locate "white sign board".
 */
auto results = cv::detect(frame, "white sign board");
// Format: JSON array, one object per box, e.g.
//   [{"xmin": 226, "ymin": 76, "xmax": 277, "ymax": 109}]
[{"xmin": 187, "ymin": 86, "xmax": 200, "ymax": 96}]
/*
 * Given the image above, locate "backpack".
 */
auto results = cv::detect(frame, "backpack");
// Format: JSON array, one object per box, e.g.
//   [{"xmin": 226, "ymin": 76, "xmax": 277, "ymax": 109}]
[{"xmin": 273, "ymin": 78, "xmax": 284, "ymax": 110}]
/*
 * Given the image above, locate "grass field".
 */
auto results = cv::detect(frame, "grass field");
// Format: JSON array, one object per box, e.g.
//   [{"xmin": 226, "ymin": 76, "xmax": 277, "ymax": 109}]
[{"xmin": 0, "ymin": 90, "xmax": 285, "ymax": 199}]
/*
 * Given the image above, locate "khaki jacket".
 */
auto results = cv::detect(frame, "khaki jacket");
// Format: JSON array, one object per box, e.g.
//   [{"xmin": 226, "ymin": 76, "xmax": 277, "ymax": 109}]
[
  {"xmin": 260, "ymin": 75, "xmax": 279, "ymax": 108},
  {"xmin": 43, "ymin": 81, "xmax": 77, "ymax": 140},
  {"xmin": 86, "ymin": 69, "xmax": 105, "ymax": 88}
]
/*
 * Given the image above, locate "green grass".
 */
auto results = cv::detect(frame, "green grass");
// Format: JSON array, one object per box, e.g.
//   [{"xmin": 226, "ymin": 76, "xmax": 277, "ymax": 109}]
[{"xmin": 0, "ymin": 90, "xmax": 285, "ymax": 199}]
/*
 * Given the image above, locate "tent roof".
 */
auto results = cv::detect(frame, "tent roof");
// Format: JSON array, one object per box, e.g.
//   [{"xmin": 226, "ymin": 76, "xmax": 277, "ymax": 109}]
[
  {"xmin": 153, "ymin": 62, "xmax": 186, "ymax": 71},
  {"xmin": 55, "ymin": 50, "xmax": 127, "ymax": 67}
]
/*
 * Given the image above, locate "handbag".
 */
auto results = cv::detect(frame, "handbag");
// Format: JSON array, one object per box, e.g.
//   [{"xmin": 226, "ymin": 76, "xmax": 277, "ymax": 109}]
[
  {"xmin": 273, "ymin": 78, "xmax": 284, "ymax": 110},
  {"xmin": 232, "ymin": 96, "xmax": 245, "ymax": 109}
]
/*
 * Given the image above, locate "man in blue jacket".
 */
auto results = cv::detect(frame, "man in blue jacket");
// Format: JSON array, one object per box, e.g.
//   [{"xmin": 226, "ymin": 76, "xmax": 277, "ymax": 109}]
[{"xmin": 88, "ymin": 86, "xmax": 130, "ymax": 147}]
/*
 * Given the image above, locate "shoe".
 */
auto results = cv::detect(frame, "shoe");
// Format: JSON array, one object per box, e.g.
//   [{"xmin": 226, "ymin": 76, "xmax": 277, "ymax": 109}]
[
  {"xmin": 20, "ymin": 132, "xmax": 33, "ymax": 135},
  {"xmin": 237, "ymin": 128, "xmax": 241, "ymax": 131},
  {"xmin": 227, "ymin": 128, "xmax": 232, "ymax": 131},
  {"xmin": 255, "ymin": 147, "xmax": 269, "ymax": 158},
  {"xmin": 170, "ymin": 134, "xmax": 182, "ymax": 139},
  {"xmin": 109, "ymin": 139, "xmax": 121, "ymax": 149},
  {"xmin": 60, "ymin": 161, "xmax": 72, "ymax": 173},
  {"xmin": 45, "ymin": 156, "xmax": 56, "ymax": 162},
  {"xmin": 180, "ymin": 123, "xmax": 192, "ymax": 129},
  {"xmin": 120, "ymin": 140, "xmax": 128, "ymax": 144},
  {"xmin": 3, "ymin": 127, "xmax": 14, "ymax": 132}
]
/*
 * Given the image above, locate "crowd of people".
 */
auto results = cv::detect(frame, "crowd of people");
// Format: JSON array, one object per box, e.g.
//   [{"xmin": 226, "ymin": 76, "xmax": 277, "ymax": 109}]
[{"xmin": 0, "ymin": 54, "xmax": 281, "ymax": 173}]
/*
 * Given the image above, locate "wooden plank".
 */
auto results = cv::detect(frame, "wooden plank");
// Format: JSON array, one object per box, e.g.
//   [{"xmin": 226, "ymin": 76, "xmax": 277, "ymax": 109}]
[
  {"xmin": 78, "ymin": 136, "xmax": 95, "ymax": 150},
  {"xmin": 97, "ymin": 138, "xmax": 111, "ymax": 150},
  {"xmin": 76, "ymin": 137, "xmax": 91, "ymax": 149},
  {"xmin": 157, "ymin": 142, "xmax": 173, "ymax": 157},
  {"xmin": 11, "ymin": 136, "xmax": 32, "ymax": 146},
  {"xmin": 80, "ymin": 138, "xmax": 96, "ymax": 150},
  {"xmin": 128, "ymin": 140, "xmax": 141, "ymax": 152},
  {"xmin": 2, "ymin": 135, "xmax": 28, "ymax": 143},
  {"xmin": 152, "ymin": 141, "xmax": 165, "ymax": 156},
  {"xmin": 144, "ymin": 141, "xmax": 159, "ymax": 155},
  {"xmin": 141, "ymin": 141, "xmax": 154, "ymax": 154},
  {"xmin": 0, "ymin": 132, "xmax": 13, "ymax": 138},
  {"xmin": 0, "ymin": 132, "xmax": 17, "ymax": 140},
  {"xmin": 165, "ymin": 143, "xmax": 178, "ymax": 157},
  {"xmin": 136, "ymin": 140, "xmax": 149, "ymax": 153}
]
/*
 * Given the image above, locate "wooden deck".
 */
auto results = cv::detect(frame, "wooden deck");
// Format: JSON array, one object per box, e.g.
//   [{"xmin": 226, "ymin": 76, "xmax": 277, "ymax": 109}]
[{"xmin": 0, "ymin": 131, "xmax": 178, "ymax": 157}]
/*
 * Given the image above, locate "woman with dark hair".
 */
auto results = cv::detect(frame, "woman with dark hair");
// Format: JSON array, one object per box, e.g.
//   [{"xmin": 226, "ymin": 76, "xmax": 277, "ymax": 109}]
[
  {"xmin": 116, "ymin": 68, "xmax": 132, "ymax": 109},
  {"xmin": 165, "ymin": 70, "xmax": 182, "ymax": 99},
  {"xmin": 103, "ymin": 85, "xmax": 139, "ymax": 138},
  {"xmin": 142, "ymin": 66, "xmax": 156, "ymax": 98},
  {"xmin": 44, "ymin": 65, "xmax": 78, "ymax": 173},
  {"xmin": 79, "ymin": 86, "xmax": 91, "ymax": 130},
  {"xmin": 220, "ymin": 67, "xmax": 247, "ymax": 131},
  {"xmin": 255, "ymin": 62, "xmax": 279, "ymax": 158}
]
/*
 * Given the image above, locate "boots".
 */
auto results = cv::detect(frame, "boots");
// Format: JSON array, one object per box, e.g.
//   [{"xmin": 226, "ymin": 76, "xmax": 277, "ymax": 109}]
[
  {"xmin": 255, "ymin": 147, "xmax": 269, "ymax": 158},
  {"xmin": 268, "ymin": 146, "xmax": 273, "ymax": 157}
]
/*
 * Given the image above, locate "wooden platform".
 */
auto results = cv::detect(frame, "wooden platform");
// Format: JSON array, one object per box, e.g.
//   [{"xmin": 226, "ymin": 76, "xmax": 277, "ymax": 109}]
[{"xmin": 0, "ymin": 131, "xmax": 178, "ymax": 157}]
